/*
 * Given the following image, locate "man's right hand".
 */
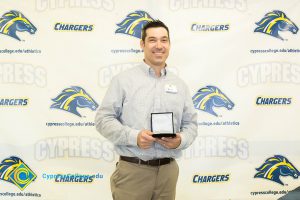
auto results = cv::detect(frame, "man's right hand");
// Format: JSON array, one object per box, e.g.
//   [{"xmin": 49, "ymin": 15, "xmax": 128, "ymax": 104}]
[{"xmin": 137, "ymin": 129, "xmax": 156, "ymax": 149}]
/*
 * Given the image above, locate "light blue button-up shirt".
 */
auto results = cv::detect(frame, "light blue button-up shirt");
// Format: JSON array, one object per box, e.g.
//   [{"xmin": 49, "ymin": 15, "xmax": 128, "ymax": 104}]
[{"xmin": 95, "ymin": 62, "xmax": 198, "ymax": 161}]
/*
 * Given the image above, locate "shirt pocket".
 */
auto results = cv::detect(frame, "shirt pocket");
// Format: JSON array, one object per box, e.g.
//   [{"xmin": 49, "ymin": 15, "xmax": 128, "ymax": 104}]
[
  {"xmin": 163, "ymin": 91, "xmax": 185, "ymax": 132},
  {"xmin": 164, "ymin": 91, "xmax": 184, "ymax": 108}
]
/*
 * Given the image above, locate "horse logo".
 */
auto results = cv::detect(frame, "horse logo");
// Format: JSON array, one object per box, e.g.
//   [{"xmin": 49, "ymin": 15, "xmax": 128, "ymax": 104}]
[
  {"xmin": 254, "ymin": 155, "xmax": 300, "ymax": 185},
  {"xmin": 192, "ymin": 86, "xmax": 234, "ymax": 117},
  {"xmin": 0, "ymin": 10, "xmax": 37, "ymax": 41},
  {"xmin": 50, "ymin": 86, "xmax": 99, "ymax": 117},
  {"xmin": 0, "ymin": 156, "xmax": 36, "ymax": 190},
  {"xmin": 254, "ymin": 10, "xmax": 298, "ymax": 41},
  {"xmin": 115, "ymin": 10, "xmax": 154, "ymax": 39}
]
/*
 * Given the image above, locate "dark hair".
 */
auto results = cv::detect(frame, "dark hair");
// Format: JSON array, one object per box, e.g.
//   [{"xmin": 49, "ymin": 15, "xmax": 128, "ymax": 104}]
[{"xmin": 141, "ymin": 20, "xmax": 170, "ymax": 41}]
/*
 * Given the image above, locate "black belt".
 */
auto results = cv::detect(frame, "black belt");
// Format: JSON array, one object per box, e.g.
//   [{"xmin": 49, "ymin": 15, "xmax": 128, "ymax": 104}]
[{"xmin": 120, "ymin": 156, "xmax": 174, "ymax": 166}]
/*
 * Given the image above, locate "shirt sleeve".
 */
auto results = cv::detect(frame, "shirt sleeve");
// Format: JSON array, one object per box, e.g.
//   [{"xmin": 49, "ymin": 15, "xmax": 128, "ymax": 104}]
[
  {"xmin": 176, "ymin": 84, "xmax": 198, "ymax": 150},
  {"xmin": 95, "ymin": 76, "xmax": 139, "ymax": 146}
]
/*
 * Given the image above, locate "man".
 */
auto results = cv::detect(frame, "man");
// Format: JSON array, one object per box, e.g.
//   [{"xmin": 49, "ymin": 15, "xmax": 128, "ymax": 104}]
[{"xmin": 95, "ymin": 20, "xmax": 197, "ymax": 200}]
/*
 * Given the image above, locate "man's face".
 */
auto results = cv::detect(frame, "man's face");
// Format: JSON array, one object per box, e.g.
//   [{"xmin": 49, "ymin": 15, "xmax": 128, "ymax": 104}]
[{"xmin": 140, "ymin": 27, "xmax": 170, "ymax": 67}]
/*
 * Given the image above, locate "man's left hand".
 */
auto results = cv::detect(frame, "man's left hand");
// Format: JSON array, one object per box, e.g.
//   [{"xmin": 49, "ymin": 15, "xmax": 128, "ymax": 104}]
[{"xmin": 156, "ymin": 133, "xmax": 181, "ymax": 149}]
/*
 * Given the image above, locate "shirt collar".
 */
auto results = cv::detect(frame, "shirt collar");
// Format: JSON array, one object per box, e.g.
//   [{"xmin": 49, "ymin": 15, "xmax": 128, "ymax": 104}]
[{"xmin": 141, "ymin": 60, "xmax": 167, "ymax": 77}]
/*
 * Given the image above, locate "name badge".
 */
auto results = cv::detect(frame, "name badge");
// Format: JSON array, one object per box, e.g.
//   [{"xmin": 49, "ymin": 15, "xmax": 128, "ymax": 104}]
[{"xmin": 165, "ymin": 84, "xmax": 177, "ymax": 94}]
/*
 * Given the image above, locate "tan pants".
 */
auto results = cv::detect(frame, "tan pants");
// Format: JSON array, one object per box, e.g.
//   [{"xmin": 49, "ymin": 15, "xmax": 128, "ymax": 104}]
[{"xmin": 110, "ymin": 159, "xmax": 179, "ymax": 200}]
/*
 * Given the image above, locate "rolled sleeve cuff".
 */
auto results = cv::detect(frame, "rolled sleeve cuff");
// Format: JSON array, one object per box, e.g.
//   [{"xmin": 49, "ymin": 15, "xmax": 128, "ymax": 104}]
[
  {"xmin": 128, "ymin": 129, "xmax": 140, "ymax": 146},
  {"xmin": 176, "ymin": 133, "xmax": 188, "ymax": 150}
]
